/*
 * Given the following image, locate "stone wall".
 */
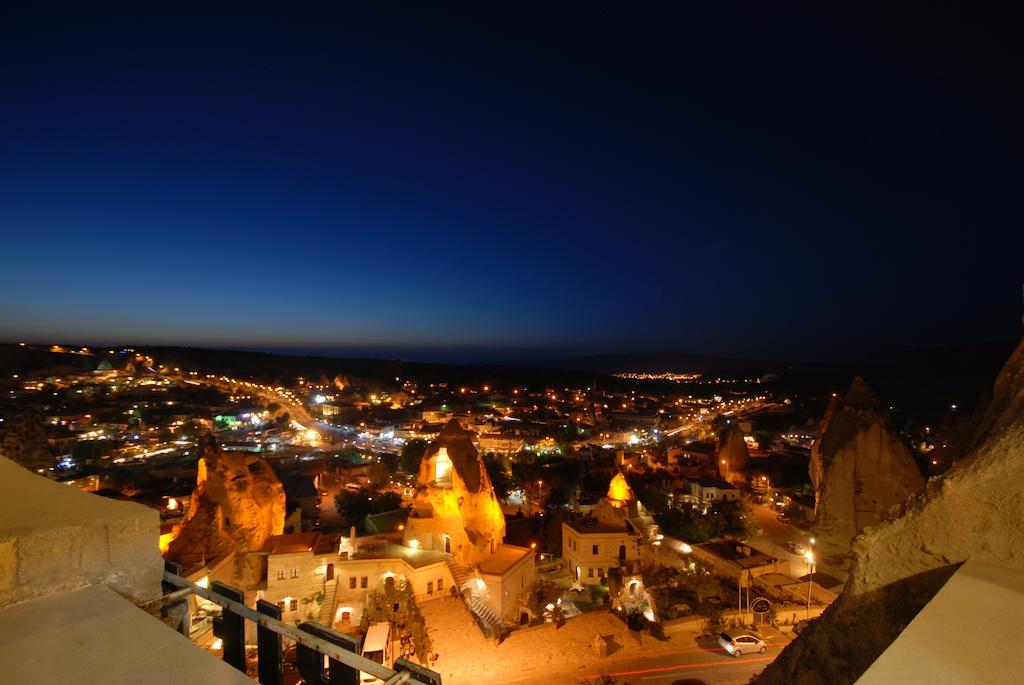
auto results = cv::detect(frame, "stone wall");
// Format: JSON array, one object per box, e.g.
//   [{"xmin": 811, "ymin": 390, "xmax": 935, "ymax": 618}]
[{"xmin": 0, "ymin": 457, "xmax": 162, "ymax": 605}]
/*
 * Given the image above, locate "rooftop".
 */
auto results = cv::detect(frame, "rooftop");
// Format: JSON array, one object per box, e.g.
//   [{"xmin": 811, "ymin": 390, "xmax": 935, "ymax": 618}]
[
  {"xmin": 477, "ymin": 544, "xmax": 533, "ymax": 576},
  {"xmin": 0, "ymin": 584, "xmax": 251, "ymax": 685},
  {"xmin": 694, "ymin": 476, "xmax": 736, "ymax": 489},
  {"xmin": 259, "ymin": 532, "xmax": 338, "ymax": 556},
  {"xmin": 856, "ymin": 561, "xmax": 1024, "ymax": 684},
  {"xmin": 697, "ymin": 540, "xmax": 778, "ymax": 569}
]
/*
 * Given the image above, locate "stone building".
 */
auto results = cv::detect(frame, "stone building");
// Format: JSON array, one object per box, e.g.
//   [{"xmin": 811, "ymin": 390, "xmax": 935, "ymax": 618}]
[
  {"xmin": 562, "ymin": 473, "xmax": 646, "ymax": 585},
  {"xmin": 404, "ymin": 419, "xmax": 507, "ymax": 565},
  {"xmin": 402, "ymin": 420, "xmax": 535, "ymax": 627}
]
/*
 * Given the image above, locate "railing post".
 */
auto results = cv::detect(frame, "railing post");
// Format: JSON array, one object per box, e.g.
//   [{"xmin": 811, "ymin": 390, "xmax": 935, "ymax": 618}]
[
  {"xmin": 394, "ymin": 658, "xmax": 443, "ymax": 685},
  {"xmin": 212, "ymin": 580, "xmax": 246, "ymax": 672},
  {"xmin": 161, "ymin": 560, "xmax": 190, "ymax": 636},
  {"xmin": 256, "ymin": 600, "xmax": 283, "ymax": 685},
  {"xmin": 297, "ymin": 622, "xmax": 360, "ymax": 685}
]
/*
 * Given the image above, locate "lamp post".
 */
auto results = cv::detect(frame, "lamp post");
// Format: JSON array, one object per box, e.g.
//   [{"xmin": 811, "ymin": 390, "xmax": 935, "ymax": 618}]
[{"xmin": 804, "ymin": 545, "xmax": 815, "ymax": 619}]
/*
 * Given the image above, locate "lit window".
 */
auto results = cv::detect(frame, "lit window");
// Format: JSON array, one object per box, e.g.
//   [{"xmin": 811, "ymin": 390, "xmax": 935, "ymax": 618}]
[
  {"xmin": 291, "ymin": 568, "xmax": 300, "ymax": 578},
  {"xmin": 434, "ymin": 447, "xmax": 453, "ymax": 485}
]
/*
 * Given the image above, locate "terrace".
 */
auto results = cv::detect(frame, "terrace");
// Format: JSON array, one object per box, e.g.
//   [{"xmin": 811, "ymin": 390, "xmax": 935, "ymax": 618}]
[{"xmin": 0, "ymin": 456, "xmax": 442, "ymax": 684}]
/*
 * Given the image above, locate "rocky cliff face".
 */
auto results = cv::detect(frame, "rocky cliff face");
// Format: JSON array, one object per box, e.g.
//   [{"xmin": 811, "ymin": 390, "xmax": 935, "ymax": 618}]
[
  {"xmin": 405, "ymin": 419, "xmax": 506, "ymax": 566},
  {"xmin": 717, "ymin": 424, "xmax": 750, "ymax": 483},
  {"xmin": 809, "ymin": 378, "xmax": 925, "ymax": 562},
  {"xmin": 754, "ymin": 339, "xmax": 1024, "ymax": 685},
  {"xmin": 166, "ymin": 447, "xmax": 286, "ymax": 572}
]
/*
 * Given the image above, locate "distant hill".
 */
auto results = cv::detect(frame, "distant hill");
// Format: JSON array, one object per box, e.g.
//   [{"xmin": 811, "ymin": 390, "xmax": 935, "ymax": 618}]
[{"xmin": 511, "ymin": 352, "xmax": 782, "ymax": 375}]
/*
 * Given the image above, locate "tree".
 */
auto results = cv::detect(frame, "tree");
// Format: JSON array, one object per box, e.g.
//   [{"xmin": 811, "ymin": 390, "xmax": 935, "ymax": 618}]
[
  {"xmin": 400, "ymin": 439, "xmax": 428, "ymax": 474},
  {"xmin": 366, "ymin": 461, "xmax": 391, "ymax": 488},
  {"xmin": 701, "ymin": 606, "xmax": 726, "ymax": 636},
  {"xmin": 335, "ymin": 489, "xmax": 373, "ymax": 526},
  {"xmin": 334, "ymin": 489, "xmax": 403, "ymax": 530},
  {"xmin": 483, "ymin": 453, "xmax": 513, "ymax": 501},
  {"xmin": 370, "ymin": 491, "xmax": 403, "ymax": 513},
  {"xmin": 527, "ymin": 580, "xmax": 562, "ymax": 619}
]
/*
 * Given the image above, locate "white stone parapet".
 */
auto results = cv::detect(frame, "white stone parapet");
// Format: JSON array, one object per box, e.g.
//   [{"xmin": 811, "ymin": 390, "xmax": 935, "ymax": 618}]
[{"xmin": 0, "ymin": 457, "xmax": 163, "ymax": 606}]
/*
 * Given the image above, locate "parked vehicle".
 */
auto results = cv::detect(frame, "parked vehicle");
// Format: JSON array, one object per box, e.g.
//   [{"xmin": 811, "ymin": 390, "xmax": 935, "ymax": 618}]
[
  {"xmin": 360, "ymin": 622, "xmax": 393, "ymax": 684},
  {"xmin": 718, "ymin": 631, "xmax": 767, "ymax": 657},
  {"xmin": 787, "ymin": 541, "xmax": 807, "ymax": 555}
]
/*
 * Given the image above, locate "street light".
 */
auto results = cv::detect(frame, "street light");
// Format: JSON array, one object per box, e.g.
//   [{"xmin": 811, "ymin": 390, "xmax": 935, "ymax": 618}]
[{"xmin": 804, "ymin": 549, "xmax": 815, "ymax": 619}]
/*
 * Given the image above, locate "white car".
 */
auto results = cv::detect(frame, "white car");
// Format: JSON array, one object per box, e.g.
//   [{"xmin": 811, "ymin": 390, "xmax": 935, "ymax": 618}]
[{"xmin": 719, "ymin": 631, "xmax": 767, "ymax": 657}]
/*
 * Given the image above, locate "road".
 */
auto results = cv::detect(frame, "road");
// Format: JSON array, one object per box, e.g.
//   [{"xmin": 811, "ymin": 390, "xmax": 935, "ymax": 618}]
[
  {"xmin": 747, "ymin": 501, "xmax": 810, "ymax": 578},
  {"xmin": 499, "ymin": 633, "xmax": 788, "ymax": 685}
]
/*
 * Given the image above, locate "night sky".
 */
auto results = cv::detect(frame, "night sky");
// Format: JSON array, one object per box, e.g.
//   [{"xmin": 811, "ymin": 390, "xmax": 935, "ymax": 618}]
[{"xmin": 1, "ymin": 5, "xmax": 1021, "ymax": 362}]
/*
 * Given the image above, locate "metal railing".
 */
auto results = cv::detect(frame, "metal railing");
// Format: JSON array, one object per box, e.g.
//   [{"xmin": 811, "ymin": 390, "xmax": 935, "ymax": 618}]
[{"xmin": 158, "ymin": 562, "xmax": 441, "ymax": 685}]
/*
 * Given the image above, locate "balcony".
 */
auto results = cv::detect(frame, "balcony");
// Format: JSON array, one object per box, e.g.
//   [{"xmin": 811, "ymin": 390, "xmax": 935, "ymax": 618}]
[{"xmin": 0, "ymin": 457, "xmax": 441, "ymax": 684}]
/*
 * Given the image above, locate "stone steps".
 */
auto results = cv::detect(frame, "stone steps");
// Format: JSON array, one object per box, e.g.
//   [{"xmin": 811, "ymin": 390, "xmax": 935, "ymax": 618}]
[
  {"xmin": 445, "ymin": 559, "xmax": 503, "ymax": 637},
  {"xmin": 318, "ymin": 579, "xmax": 337, "ymax": 626}
]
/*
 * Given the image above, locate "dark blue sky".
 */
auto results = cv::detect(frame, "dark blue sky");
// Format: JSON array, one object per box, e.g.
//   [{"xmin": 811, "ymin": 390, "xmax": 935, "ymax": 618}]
[{"xmin": 1, "ymin": 4, "xmax": 1021, "ymax": 362}]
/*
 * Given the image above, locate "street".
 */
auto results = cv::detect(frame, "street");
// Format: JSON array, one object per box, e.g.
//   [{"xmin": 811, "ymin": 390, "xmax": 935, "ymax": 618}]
[{"xmin": 500, "ymin": 631, "xmax": 788, "ymax": 685}]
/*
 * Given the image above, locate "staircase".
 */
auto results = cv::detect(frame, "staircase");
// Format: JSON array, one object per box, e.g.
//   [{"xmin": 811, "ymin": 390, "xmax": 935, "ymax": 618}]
[
  {"xmin": 446, "ymin": 559, "xmax": 503, "ymax": 637},
  {"xmin": 466, "ymin": 594, "xmax": 503, "ymax": 635},
  {"xmin": 447, "ymin": 559, "xmax": 474, "ymax": 592},
  {"xmin": 318, "ymin": 579, "xmax": 337, "ymax": 626}
]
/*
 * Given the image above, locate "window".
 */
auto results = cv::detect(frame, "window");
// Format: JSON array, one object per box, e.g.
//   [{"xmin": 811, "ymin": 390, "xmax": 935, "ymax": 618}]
[
  {"xmin": 291, "ymin": 568, "xmax": 300, "ymax": 578},
  {"xmin": 360, "ymin": 576, "xmax": 368, "ymax": 589},
  {"xmin": 437, "ymin": 578, "xmax": 443, "ymax": 592},
  {"xmin": 587, "ymin": 568, "xmax": 594, "ymax": 578},
  {"xmin": 289, "ymin": 599, "xmax": 298, "ymax": 612},
  {"xmin": 349, "ymin": 577, "xmax": 357, "ymax": 589},
  {"xmin": 592, "ymin": 544, "xmax": 599, "ymax": 555},
  {"xmin": 276, "ymin": 601, "xmax": 284, "ymax": 610},
  {"xmin": 276, "ymin": 570, "xmax": 285, "ymax": 580},
  {"xmin": 598, "ymin": 568, "xmax": 605, "ymax": 578},
  {"xmin": 427, "ymin": 581, "xmax": 434, "ymax": 595}
]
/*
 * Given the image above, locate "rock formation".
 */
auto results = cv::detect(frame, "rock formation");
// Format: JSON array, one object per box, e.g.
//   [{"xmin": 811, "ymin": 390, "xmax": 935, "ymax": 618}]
[
  {"xmin": 606, "ymin": 472, "xmax": 635, "ymax": 508},
  {"xmin": 809, "ymin": 378, "xmax": 925, "ymax": 562},
  {"xmin": 754, "ymin": 339, "xmax": 1024, "ymax": 685},
  {"xmin": 403, "ymin": 419, "xmax": 505, "ymax": 566},
  {"xmin": 717, "ymin": 424, "xmax": 750, "ymax": 483},
  {"xmin": 166, "ymin": 447, "xmax": 286, "ymax": 573}
]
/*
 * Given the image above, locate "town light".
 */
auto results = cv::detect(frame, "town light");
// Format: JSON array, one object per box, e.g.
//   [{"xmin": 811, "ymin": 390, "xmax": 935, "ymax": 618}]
[
  {"xmin": 476, "ymin": 579, "xmax": 486, "ymax": 590},
  {"xmin": 409, "ymin": 539, "xmax": 419, "ymax": 549}
]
